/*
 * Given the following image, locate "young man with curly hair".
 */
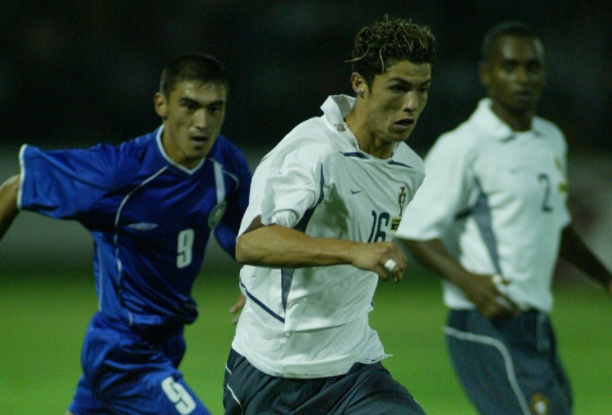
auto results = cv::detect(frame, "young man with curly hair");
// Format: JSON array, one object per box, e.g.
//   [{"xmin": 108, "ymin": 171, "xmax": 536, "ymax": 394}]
[{"xmin": 222, "ymin": 17, "xmax": 436, "ymax": 415}]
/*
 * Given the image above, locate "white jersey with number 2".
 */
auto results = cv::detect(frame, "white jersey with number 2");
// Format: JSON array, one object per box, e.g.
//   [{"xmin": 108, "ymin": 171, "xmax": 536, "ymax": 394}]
[{"xmin": 396, "ymin": 98, "xmax": 570, "ymax": 313}]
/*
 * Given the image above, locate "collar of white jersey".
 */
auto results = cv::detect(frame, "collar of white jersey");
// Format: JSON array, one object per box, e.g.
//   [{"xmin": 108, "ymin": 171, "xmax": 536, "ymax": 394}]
[
  {"xmin": 473, "ymin": 98, "xmax": 545, "ymax": 141},
  {"xmin": 321, "ymin": 94, "xmax": 401, "ymax": 156}
]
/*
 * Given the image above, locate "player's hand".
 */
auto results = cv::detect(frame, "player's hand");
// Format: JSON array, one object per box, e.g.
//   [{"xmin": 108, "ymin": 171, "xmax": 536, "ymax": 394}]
[
  {"xmin": 458, "ymin": 273, "xmax": 520, "ymax": 319},
  {"xmin": 350, "ymin": 241, "xmax": 407, "ymax": 283},
  {"xmin": 229, "ymin": 293, "xmax": 246, "ymax": 324}
]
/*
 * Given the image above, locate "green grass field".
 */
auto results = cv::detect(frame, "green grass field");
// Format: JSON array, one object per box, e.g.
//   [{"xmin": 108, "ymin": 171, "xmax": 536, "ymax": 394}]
[{"xmin": 1, "ymin": 265, "xmax": 610, "ymax": 414}]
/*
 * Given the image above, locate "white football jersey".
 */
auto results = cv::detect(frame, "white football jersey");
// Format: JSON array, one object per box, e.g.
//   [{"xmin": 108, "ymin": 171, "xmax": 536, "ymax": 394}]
[
  {"xmin": 396, "ymin": 98, "xmax": 570, "ymax": 313},
  {"xmin": 232, "ymin": 95, "xmax": 425, "ymax": 378}
]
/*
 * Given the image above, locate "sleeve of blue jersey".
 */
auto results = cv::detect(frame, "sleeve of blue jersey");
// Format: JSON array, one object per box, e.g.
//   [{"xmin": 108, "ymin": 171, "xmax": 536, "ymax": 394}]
[
  {"xmin": 212, "ymin": 137, "xmax": 253, "ymax": 257},
  {"xmin": 19, "ymin": 143, "xmax": 119, "ymax": 219}
]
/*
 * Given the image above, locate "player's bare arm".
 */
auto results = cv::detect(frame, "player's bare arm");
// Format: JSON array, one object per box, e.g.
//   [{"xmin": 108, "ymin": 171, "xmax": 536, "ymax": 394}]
[
  {"xmin": 401, "ymin": 238, "xmax": 519, "ymax": 318},
  {"xmin": 237, "ymin": 215, "xmax": 407, "ymax": 282},
  {"xmin": 0, "ymin": 174, "xmax": 20, "ymax": 240},
  {"xmin": 559, "ymin": 225, "xmax": 612, "ymax": 297}
]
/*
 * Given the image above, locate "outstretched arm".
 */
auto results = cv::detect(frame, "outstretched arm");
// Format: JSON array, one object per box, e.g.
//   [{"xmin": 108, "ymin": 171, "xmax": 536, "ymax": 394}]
[
  {"xmin": 236, "ymin": 216, "xmax": 407, "ymax": 283},
  {"xmin": 400, "ymin": 238, "xmax": 519, "ymax": 319},
  {"xmin": 0, "ymin": 175, "xmax": 20, "ymax": 241},
  {"xmin": 559, "ymin": 225, "xmax": 612, "ymax": 297}
]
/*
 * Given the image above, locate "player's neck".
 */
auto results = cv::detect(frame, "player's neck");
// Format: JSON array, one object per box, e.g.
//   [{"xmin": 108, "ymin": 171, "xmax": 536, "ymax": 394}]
[
  {"xmin": 345, "ymin": 111, "xmax": 393, "ymax": 159},
  {"xmin": 490, "ymin": 101, "xmax": 535, "ymax": 132}
]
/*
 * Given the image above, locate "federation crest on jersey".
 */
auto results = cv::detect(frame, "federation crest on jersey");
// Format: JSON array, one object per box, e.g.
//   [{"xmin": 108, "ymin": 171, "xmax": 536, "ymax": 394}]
[
  {"xmin": 391, "ymin": 186, "xmax": 407, "ymax": 231},
  {"xmin": 554, "ymin": 156, "xmax": 568, "ymax": 193},
  {"xmin": 208, "ymin": 201, "xmax": 227, "ymax": 228}
]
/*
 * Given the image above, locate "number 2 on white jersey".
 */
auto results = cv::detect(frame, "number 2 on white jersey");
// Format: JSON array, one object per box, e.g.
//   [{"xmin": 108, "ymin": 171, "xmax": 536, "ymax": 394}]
[
  {"xmin": 176, "ymin": 229, "xmax": 195, "ymax": 268},
  {"xmin": 538, "ymin": 173, "xmax": 553, "ymax": 212}
]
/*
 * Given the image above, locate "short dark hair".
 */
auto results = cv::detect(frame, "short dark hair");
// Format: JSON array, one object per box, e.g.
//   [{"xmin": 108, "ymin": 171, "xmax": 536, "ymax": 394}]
[
  {"xmin": 481, "ymin": 21, "xmax": 539, "ymax": 62},
  {"xmin": 159, "ymin": 54, "xmax": 228, "ymax": 98},
  {"xmin": 348, "ymin": 16, "xmax": 436, "ymax": 86}
]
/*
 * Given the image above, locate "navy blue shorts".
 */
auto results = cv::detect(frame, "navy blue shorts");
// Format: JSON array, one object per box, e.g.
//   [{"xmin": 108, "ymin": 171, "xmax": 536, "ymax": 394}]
[
  {"xmin": 223, "ymin": 349, "xmax": 426, "ymax": 415},
  {"xmin": 444, "ymin": 309, "xmax": 572, "ymax": 415},
  {"xmin": 68, "ymin": 312, "xmax": 211, "ymax": 415}
]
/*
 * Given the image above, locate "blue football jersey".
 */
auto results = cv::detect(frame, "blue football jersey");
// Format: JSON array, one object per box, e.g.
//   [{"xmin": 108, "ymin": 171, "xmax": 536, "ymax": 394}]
[{"xmin": 18, "ymin": 127, "xmax": 251, "ymax": 327}]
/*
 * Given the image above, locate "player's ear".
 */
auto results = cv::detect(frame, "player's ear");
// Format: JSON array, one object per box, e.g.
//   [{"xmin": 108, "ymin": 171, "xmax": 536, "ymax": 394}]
[
  {"xmin": 351, "ymin": 72, "xmax": 367, "ymax": 98},
  {"xmin": 478, "ymin": 62, "xmax": 490, "ymax": 87},
  {"xmin": 154, "ymin": 92, "xmax": 168, "ymax": 119}
]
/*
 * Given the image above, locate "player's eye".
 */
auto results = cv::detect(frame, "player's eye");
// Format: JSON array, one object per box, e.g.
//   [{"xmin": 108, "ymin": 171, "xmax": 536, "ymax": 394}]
[
  {"xmin": 526, "ymin": 62, "xmax": 542, "ymax": 73},
  {"xmin": 500, "ymin": 62, "xmax": 516, "ymax": 73},
  {"xmin": 418, "ymin": 84, "xmax": 430, "ymax": 94},
  {"xmin": 208, "ymin": 104, "xmax": 224, "ymax": 115}
]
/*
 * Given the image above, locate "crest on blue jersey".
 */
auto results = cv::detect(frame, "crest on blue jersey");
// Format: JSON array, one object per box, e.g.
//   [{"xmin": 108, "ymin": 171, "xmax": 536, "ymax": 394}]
[{"xmin": 208, "ymin": 201, "xmax": 227, "ymax": 228}]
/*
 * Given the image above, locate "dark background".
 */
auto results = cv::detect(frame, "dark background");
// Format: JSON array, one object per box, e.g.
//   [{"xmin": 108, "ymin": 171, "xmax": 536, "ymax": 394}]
[
  {"xmin": 1, "ymin": 1, "xmax": 610, "ymax": 273},
  {"xmin": 1, "ymin": 0, "xmax": 610, "ymax": 157},
  {"xmin": 1, "ymin": 5, "xmax": 610, "ymax": 413}
]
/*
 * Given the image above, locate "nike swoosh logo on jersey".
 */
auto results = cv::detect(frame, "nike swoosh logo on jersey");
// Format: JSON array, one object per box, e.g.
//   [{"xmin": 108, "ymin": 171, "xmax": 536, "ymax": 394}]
[
  {"xmin": 127, "ymin": 222, "xmax": 159, "ymax": 230},
  {"xmin": 351, "ymin": 189, "xmax": 363, "ymax": 194}
]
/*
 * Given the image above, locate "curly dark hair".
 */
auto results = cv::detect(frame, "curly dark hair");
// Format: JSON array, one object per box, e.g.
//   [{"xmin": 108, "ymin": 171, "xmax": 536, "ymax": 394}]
[{"xmin": 348, "ymin": 16, "xmax": 436, "ymax": 86}]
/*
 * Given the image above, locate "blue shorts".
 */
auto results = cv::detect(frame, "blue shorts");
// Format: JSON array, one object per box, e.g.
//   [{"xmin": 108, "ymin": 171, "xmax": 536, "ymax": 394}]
[
  {"xmin": 68, "ymin": 312, "xmax": 211, "ymax": 415},
  {"xmin": 223, "ymin": 348, "xmax": 426, "ymax": 415},
  {"xmin": 444, "ymin": 309, "xmax": 572, "ymax": 415}
]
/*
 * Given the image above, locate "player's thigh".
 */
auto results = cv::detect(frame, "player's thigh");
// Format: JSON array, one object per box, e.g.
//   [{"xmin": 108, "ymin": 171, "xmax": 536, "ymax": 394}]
[
  {"xmin": 445, "ymin": 310, "xmax": 571, "ymax": 415},
  {"xmin": 79, "ymin": 316, "xmax": 211, "ymax": 415},
  {"xmin": 68, "ymin": 374, "xmax": 112, "ymax": 415},
  {"xmin": 339, "ymin": 362, "xmax": 426, "ymax": 415},
  {"xmin": 71, "ymin": 362, "xmax": 211, "ymax": 415},
  {"xmin": 148, "ymin": 373, "xmax": 212, "ymax": 415},
  {"xmin": 445, "ymin": 324, "xmax": 524, "ymax": 414},
  {"xmin": 512, "ymin": 315, "xmax": 572, "ymax": 415},
  {"xmin": 223, "ymin": 349, "xmax": 425, "ymax": 415},
  {"xmin": 95, "ymin": 367, "xmax": 211, "ymax": 414}
]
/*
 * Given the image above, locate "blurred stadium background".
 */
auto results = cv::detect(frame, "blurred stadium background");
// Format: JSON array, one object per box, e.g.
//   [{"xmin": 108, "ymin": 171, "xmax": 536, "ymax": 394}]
[{"xmin": 1, "ymin": 1, "xmax": 610, "ymax": 414}]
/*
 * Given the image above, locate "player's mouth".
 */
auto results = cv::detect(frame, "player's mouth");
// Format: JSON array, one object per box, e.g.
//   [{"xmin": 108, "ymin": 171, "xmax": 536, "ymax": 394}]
[
  {"xmin": 512, "ymin": 89, "xmax": 536, "ymax": 103},
  {"xmin": 190, "ymin": 135, "xmax": 209, "ymax": 146},
  {"xmin": 393, "ymin": 117, "xmax": 415, "ymax": 131}
]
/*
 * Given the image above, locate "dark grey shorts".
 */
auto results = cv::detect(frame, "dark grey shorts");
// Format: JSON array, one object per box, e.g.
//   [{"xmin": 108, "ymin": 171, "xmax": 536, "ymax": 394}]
[
  {"xmin": 444, "ymin": 309, "xmax": 572, "ymax": 415},
  {"xmin": 223, "ymin": 349, "xmax": 427, "ymax": 415}
]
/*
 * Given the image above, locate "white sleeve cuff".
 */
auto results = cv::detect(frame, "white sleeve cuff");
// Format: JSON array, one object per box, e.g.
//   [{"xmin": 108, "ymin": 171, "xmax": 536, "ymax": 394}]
[{"xmin": 262, "ymin": 210, "xmax": 300, "ymax": 228}]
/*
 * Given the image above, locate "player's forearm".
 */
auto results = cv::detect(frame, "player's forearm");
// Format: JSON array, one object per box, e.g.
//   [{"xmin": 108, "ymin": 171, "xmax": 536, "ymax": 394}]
[
  {"xmin": 0, "ymin": 175, "xmax": 20, "ymax": 240},
  {"xmin": 236, "ymin": 223, "xmax": 359, "ymax": 267},
  {"xmin": 401, "ymin": 238, "xmax": 473, "ymax": 285},
  {"xmin": 560, "ymin": 226, "xmax": 612, "ymax": 290}
]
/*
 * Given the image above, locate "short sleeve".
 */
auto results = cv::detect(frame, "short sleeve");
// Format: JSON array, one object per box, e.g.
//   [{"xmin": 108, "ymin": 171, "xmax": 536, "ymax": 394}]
[
  {"xmin": 260, "ymin": 141, "xmax": 324, "ymax": 228},
  {"xmin": 18, "ymin": 143, "xmax": 119, "ymax": 219}
]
